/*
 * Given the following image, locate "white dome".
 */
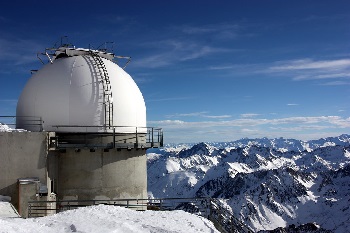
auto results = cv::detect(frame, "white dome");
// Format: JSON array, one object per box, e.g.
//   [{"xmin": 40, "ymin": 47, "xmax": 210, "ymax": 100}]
[{"xmin": 16, "ymin": 52, "xmax": 146, "ymax": 132}]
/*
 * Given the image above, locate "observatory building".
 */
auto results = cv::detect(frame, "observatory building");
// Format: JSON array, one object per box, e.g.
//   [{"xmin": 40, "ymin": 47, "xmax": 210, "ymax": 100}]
[{"xmin": 0, "ymin": 43, "xmax": 163, "ymax": 217}]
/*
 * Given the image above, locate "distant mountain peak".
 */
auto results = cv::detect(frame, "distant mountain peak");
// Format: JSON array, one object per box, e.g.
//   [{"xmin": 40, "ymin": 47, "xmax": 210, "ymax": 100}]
[
  {"xmin": 177, "ymin": 142, "xmax": 212, "ymax": 157},
  {"xmin": 147, "ymin": 134, "xmax": 350, "ymax": 232}
]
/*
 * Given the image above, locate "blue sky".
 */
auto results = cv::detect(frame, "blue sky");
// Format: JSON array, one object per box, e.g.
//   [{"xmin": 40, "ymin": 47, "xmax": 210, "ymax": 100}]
[{"xmin": 0, "ymin": 0, "xmax": 349, "ymax": 143}]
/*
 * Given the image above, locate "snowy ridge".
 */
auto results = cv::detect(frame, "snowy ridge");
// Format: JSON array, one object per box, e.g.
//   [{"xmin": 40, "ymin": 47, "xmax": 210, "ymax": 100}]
[{"xmin": 147, "ymin": 135, "xmax": 350, "ymax": 232}]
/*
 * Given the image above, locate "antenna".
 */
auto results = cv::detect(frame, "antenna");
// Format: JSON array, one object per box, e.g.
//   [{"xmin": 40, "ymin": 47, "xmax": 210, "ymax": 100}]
[
  {"xmin": 52, "ymin": 36, "xmax": 72, "ymax": 48},
  {"xmin": 97, "ymin": 42, "xmax": 114, "ymax": 53},
  {"xmin": 60, "ymin": 36, "xmax": 68, "ymax": 47}
]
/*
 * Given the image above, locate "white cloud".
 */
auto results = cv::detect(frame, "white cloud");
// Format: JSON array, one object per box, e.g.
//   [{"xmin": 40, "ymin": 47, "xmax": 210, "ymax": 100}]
[
  {"xmin": 208, "ymin": 65, "xmax": 237, "ymax": 70},
  {"xmin": 0, "ymin": 38, "xmax": 43, "ymax": 65},
  {"xmin": 148, "ymin": 115, "xmax": 350, "ymax": 143},
  {"xmin": 208, "ymin": 58, "xmax": 350, "ymax": 82},
  {"xmin": 181, "ymin": 23, "xmax": 240, "ymax": 39},
  {"xmin": 294, "ymin": 72, "xmax": 350, "ymax": 80},
  {"xmin": 240, "ymin": 113, "xmax": 260, "ymax": 118},
  {"xmin": 146, "ymin": 96, "xmax": 192, "ymax": 102},
  {"xmin": 132, "ymin": 40, "xmax": 231, "ymax": 68},
  {"xmin": 319, "ymin": 81, "xmax": 350, "ymax": 86},
  {"xmin": 132, "ymin": 53, "xmax": 172, "ymax": 68},
  {"xmin": 204, "ymin": 115, "xmax": 232, "ymax": 119},
  {"xmin": 166, "ymin": 112, "xmax": 207, "ymax": 118},
  {"xmin": 132, "ymin": 45, "xmax": 226, "ymax": 68},
  {"xmin": 266, "ymin": 58, "xmax": 350, "ymax": 82},
  {"xmin": 287, "ymin": 103, "xmax": 299, "ymax": 106},
  {"xmin": 152, "ymin": 120, "xmax": 185, "ymax": 125},
  {"xmin": 208, "ymin": 63, "xmax": 263, "ymax": 75},
  {"xmin": 180, "ymin": 46, "xmax": 229, "ymax": 61},
  {"xmin": 166, "ymin": 112, "xmax": 232, "ymax": 119},
  {"xmin": 270, "ymin": 59, "xmax": 350, "ymax": 71}
]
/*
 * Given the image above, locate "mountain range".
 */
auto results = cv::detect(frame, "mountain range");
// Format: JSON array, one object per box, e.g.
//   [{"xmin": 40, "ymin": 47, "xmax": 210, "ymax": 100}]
[{"xmin": 147, "ymin": 135, "xmax": 350, "ymax": 232}]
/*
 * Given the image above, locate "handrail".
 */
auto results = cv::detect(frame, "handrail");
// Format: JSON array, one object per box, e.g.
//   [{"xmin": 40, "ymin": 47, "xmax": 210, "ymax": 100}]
[
  {"xmin": 0, "ymin": 118, "xmax": 162, "ymax": 148},
  {"xmin": 50, "ymin": 126, "xmax": 163, "ymax": 149},
  {"xmin": 51, "ymin": 125, "xmax": 162, "ymax": 130}
]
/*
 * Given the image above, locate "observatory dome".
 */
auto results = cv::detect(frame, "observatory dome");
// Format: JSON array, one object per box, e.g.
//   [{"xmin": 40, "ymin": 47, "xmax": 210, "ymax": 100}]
[{"xmin": 16, "ymin": 47, "xmax": 146, "ymax": 132}]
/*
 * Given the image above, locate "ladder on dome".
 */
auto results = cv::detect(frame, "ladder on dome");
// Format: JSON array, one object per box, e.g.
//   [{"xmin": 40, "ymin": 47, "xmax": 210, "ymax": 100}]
[{"xmin": 89, "ymin": 51, "xmax": 113, "ymax": 130}]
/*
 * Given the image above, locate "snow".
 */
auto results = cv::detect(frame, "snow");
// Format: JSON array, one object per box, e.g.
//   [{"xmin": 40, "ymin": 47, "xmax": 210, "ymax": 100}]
[
  {"xmin": 0, "ymin": 205, "xmax": 219, "ymax": 233},
  {"xmin": 166, "ymin": 158, "xmax": 181, "ymax": 173},
  {"xmin": 258, "ymin": 204, "xmax": 287, "ymax": 230},
  {"xmin": 0, "ymin": 203, "xmax": 20, "ymax": 218},
  {"xmin": 0, "ymin": 123, "xmax": 26, "ymax": 132},
  {"xmin": 227, "ymin": 162, "xmax": 252, "ymax": 174},
  {"xmin": 0, "ymin": 123, "xmax": 13, "ymax": 132}
]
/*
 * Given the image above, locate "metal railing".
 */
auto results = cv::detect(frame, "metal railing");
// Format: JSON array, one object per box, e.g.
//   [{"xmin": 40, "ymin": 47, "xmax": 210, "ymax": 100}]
[
  {"xmin": 27, "ymin": 197, "xmax": 253, "ymax": 233},
  {"xmin": 37, "ymin": 40, "xmax": 132, "ymax": 69},
  {"xmin": 0, "ymin": 118, "xmax": 163, "ymax": 149},
  {"xmin": 50, "ymin": 126, "xmax": 163, "ymax": 149}
]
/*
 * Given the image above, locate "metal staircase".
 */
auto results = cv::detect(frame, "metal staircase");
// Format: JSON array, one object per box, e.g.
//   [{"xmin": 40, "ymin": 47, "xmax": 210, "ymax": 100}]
[{"xmin": 89, "ymin": 51, "xmax": 114, "ymax": 129}]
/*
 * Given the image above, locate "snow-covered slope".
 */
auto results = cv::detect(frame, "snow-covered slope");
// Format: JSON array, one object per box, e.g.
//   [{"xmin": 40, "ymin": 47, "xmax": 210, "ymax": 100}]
[
  {"xmin": 0, "ymin": 205, "xmax": 219, "ymax": 233},
  {"xmin": 147, "ymin": 135, "xmax": 350, "ymax": 233}
]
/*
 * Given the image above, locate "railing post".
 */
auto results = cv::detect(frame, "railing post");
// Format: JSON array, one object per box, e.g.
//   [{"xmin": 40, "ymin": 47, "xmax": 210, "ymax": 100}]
[
  {"xmin": 148, "ymin": 128, "xmax": 151, "ymax": 143},
  {"xmin": 151, "ymin": 128, "xmax": 154, "ymax": 147},
  {"xmin": 113, "ymin": 127, "xmax": 116, "ymax": 148},
  {"xmin": 136, "ymin": 127, "xmax": 138, "ymax": 145},
  {"xmin": 157, "ymin": 129, "xmax": 160, "ymax": 143}
]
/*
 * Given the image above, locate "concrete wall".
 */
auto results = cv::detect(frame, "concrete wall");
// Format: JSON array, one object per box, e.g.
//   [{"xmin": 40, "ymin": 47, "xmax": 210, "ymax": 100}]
[
  {"xmin": 0, "ymin": 132, "xmax": 49, "ymax": 209},
  {"xmin": 57, "ymin": 148, "xmax": 147, "ymax": 201},
  {"xmin": 0, "ymin": 132, "xmax": 148, "ymax": 213}
]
